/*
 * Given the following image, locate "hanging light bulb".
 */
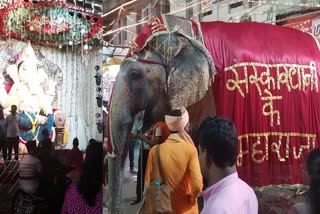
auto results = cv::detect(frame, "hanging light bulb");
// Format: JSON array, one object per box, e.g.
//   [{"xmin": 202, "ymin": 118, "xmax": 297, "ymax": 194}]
[
  {"xmin": 59, "ymin": 45, "xmax": 62, "ymax": 49},
  {"xmin": 84, "ymin": 44, "xmax": 88, "ymax": 50},
  {"xmin": 69, "ymin": 41, "xmax": 73, "ymax": 46}
]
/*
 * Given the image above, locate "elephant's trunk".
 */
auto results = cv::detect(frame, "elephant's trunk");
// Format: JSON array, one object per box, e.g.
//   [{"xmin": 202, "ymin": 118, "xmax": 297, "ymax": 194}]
[
  {"xmin": 108, "ymin": 156, "xmax": 122, "ymax": 213},
  {"xmin": 107, "ymin": 78, "xmax": 134, "ymax": 214}
]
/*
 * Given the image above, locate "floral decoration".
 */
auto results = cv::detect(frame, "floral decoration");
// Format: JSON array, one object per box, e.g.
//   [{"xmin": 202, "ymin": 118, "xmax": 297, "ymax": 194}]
[{"xmin": 0, "ymin": 0, "xmax": 103, "ymax": 47}]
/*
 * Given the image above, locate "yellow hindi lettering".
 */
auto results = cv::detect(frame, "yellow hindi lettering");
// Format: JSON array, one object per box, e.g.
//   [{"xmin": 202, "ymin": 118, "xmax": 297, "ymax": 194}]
[
  {"xmin": 225, "ymin": 61, "xmax": 318, "ymax": 96},
  {"xmin": 252, "ymin": 136, "xmax": 267, "ymax": 164},
  {"xmin": 225, "ymin": 62, "xmax": 318, "ymax": 127},
  {"xmin": 236, "ymin": 132, "xmax": 317, "ymax": 167},
  {"xmin": 237, "ymin": 135, "xmax": 249, "ymax": 167},
  {"xmin": 261, "ymin": 89, "xmax": 282, "ymax": 127}
]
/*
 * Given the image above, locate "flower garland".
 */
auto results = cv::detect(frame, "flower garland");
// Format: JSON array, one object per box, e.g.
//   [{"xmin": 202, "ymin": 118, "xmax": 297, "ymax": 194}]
[{"xmin": 0, "ymin": 0, "xmax": 103, "ymax": 47}]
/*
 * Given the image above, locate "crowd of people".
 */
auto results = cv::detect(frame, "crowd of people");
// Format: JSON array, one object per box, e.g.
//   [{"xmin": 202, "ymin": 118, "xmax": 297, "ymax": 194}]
[
  {"xmin": 0, "ymin": 105, "xmax": 104, "ymax": 214},
  {"xmin": 127, "ymin": 107, "xmax": 320, "ymax": 214},
  {"xmin": 0, "ymin": 105, "xmax": 20, "ymax": 161},
  {"xmin": 18, "ymin": 136, "xmax": 103, "ymax": 214}
]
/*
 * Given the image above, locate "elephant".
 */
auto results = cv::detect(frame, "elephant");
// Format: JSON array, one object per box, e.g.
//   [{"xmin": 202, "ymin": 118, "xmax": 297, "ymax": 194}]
[{"xmin": 107, "ymin": 15, "xmax": 320, "ymax": 213}]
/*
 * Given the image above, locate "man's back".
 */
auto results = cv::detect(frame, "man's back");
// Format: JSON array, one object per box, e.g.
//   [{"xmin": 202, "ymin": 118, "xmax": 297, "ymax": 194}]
[
  {"xmin": 145, "ymin": 133, "xmax": 203, "ymax": 214},
  {"xmin": 201, "ymin": 173, "xmax": 258, "ymax": 214},
  {"xmin": 19, "ymin": 154, "xmax": 42, "ymax": 193},
  {"xmin": 6, "ymin": 114, "xmax": 19, "ymax": 137}
]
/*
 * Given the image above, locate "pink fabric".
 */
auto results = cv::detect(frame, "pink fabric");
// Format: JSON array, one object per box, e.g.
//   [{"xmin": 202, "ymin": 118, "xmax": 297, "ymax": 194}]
[
  {"xmin": 4, "ymin": 82, "xmax": 12, "ymax": 93},
  {"xmin": 61, "ymin": 183, "xmax": 103, "ymax": 214},
  {"xmin": 165, "ymin": 107, "xmax": 194, "ymax": 145},
  {"xmin": 200, "ymin": 172, "xmax": 258, "ymax": 214}
]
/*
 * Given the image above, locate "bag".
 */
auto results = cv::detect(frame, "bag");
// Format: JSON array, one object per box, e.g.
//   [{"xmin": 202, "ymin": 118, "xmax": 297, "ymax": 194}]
[{"xmin": 138, "ymin": 145, "xmax": 173, "ymax": 214}]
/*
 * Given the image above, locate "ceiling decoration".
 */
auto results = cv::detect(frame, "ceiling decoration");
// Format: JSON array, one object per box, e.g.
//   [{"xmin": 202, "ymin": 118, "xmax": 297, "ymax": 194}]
[{"xmin": 0, "ymin": 0, "xmax": 103, "ymax": 48}]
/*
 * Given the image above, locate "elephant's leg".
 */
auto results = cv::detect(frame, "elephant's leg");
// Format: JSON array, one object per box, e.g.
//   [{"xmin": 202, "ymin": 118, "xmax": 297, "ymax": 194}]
[{"xmin": 108, "ymin": 156, "xmax": 122, "ymax": 214}]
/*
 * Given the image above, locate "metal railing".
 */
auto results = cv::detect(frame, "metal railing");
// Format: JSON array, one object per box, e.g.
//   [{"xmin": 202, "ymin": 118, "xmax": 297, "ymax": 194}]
[{"xmin": 0, "ymin": 153, "xmax": 26, "ymax": 196}]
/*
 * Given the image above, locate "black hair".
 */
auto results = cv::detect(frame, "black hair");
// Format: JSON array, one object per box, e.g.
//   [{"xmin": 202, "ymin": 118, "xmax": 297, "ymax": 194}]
[
  {"xmin": 73, "ymin": 138, "xmax": 79, "ymax": 147},
  {"xmin": 77, "ymin": 139, "xmax": 103, "ymax": 207},
  {"xmin": 306, "ymin": 148, "xmax": 320, "ymax": 214},
  {"xmin": 198, "ymin": 116, "xmax": 238, "ymax": 168}
]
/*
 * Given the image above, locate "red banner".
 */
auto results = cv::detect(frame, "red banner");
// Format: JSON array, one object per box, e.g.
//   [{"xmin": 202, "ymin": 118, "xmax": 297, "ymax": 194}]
[{"xmin": 201, "ymin": 21, "xmax": 320, "ymax": 186}]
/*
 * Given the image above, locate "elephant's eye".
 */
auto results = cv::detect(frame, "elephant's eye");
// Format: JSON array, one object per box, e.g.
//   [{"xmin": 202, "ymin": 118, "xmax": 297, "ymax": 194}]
[{"xmin": 128, "ymin": 70, "xmax": 142, "ymax": 82}]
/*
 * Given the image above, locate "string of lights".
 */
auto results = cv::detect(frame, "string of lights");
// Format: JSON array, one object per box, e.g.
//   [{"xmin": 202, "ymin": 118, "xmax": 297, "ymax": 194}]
[
  {"xmin": 104, "ymin": 0, "xmax": 320, "ymax": 47},
  {"xmin": 103, "ymin": 0, "xmax": 209, "ymax": 36},
  {"xmin": 247, "ymin": 0, "xmax": 320, "ymax": 8}
]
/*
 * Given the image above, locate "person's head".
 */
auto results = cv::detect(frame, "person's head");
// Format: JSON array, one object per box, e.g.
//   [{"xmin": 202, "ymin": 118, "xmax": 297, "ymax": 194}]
[
  {"xmin": 306, "ymin": 148, "xmax": 320, "ymax": 214},
  {"xmin": 10, "ymin": 105, "xmax": 17, "ymax": 114},
  {"xmin": 26, "ymin": 140, "xmax": 37, "ymax": 155},
  {"xmin": 41, "ymin": 129, "xmax": 49, "ymax": 138},
  {"xmin": 73, "ymin": 138, "xmax": 79, "ymax": 148},
  {"xmin": 165, "ymin": 107, "xmax": 190, "ymax": 133},
  {"xmin": 77, "ymin": 139, "xmax": 103, "ymax": 207},
  {"xmin": 198, "ymin": 116, "xmax": 238, "ymax": 179},
  {"xmin": 38, "ymin": 139, "xmax": 53, "ymax": 154}
]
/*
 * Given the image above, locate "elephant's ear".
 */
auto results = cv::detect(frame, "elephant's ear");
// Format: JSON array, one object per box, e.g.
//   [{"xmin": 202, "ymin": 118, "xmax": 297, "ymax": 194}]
[{"xmin": 148, "ymin": 15, "xmax": 215, "ymax": 110}]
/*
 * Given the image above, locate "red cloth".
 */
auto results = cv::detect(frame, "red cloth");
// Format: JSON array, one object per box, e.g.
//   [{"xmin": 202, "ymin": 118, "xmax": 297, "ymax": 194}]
[
  {"xmin": 126, "ymin": 16, "xmax": 199, "ymax": 58},
  {"xmin": 201, "ymin": 21, "xmax": 320, "ymax": 186}
]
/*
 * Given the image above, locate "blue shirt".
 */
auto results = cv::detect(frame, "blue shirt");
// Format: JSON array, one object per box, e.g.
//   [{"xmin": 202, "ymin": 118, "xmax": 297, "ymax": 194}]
[{"xmin": 131, "ymin": 111, "xmax": 150, "ymax": 150}]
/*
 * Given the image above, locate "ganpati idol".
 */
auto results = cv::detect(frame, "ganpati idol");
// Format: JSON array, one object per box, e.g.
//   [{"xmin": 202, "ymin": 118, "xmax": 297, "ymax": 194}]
[{"xmin": 0, "ymin": 41, "xmax": 67, "ymax": 148}]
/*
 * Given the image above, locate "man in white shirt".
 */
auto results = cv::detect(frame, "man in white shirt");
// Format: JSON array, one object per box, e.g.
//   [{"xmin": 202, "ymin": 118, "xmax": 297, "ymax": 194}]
[
  {"xmin": 19, "ymin": 140, "xmax": 42, "ymax": 194},
  {"xmin": 5, "ymin": 105, "xmax": 20, "ymax": 161}
]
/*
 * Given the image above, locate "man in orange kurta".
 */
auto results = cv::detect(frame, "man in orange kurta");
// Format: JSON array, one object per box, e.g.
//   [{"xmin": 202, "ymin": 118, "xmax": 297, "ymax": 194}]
[{"xmin": 145, "ymin": 107, "xmax": 203, "ymax": 213}]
